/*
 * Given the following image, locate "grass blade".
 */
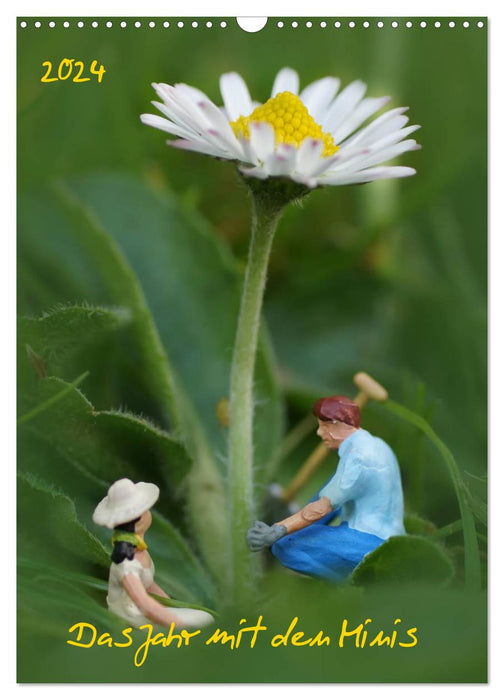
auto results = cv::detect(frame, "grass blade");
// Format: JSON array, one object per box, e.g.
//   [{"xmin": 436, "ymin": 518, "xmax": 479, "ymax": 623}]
[{"xmin": 382, "ymin": 399, "xmax": 482, "ymax": 591}]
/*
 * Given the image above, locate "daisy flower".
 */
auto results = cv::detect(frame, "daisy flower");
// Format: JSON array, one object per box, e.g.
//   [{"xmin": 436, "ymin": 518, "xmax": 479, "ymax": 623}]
[{"xmin": 141, "ymin": 67, "xmax": 420, "ymax": 188}]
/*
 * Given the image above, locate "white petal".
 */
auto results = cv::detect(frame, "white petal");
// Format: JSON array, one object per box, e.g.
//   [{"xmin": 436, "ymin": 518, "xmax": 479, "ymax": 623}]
[
  {"xmin": 295, "ymin": 138, "xmax": 325, "ymax": 177},
  {"xmin": 153, "ymin": 85, "xmax": 213, "ymax": 135},
  {"xmin": 195, "ymin": 98, "xmax": 235, "ymax": 135},
  {"xmin": 169, "ymin": 138, "xmax": 230, "ymax": 158},
  {"xmin": 248, "ymin": 121, "xmax": 276, "ymax": 163},
  {"xmin": 351, "ymin": 124, "xmax": 421, "ymax": 156},
  {"xmin": 309, "ymin": 141, "xmax": 380, "ymax": 175},
  {"xmin": 149, "ymin": 100, "xmax": 206, "ymax": 139},
  {"xmin": 235, "ymin": 134, "xmax": 259, "ymax": 165},
  {"xmin": 323, "ymin": 141, "xmax": 418, "ymax": 180},
  {"xmin": 264, "ymin": 144, "xmax": 297, "ymax": 177},
  {"xmin": 309, "ymin": 152, "xmax": 344, "ymax": 178},
  {"xmin": 271, "ymin": 68, "xmax": 299, "ymax": 96},
  {"xmin": 151, "ymin": 82, "xmax": 178, "ymax": 102},
  {"xmin": 174, "ymin": 82, "xmax": 214, "ymax": 105},
  {"xmin": 238, "ymin": 164, "xmax": 269, "ymax": 180},
  {"xmin": 196, "ymin": 100, "xmax": 244, "ymax": 157},
  {"xmin": 330, "ymin": 96, "xmax": 391, "ymax": 145},
  {"xmin": 140, "ymin": 113, "xmax": 195, "ymax": 140},
  {"xmin": 317, "ymin": 145, "xmax": 373, "ymax": 172},
  {"xmin": 321, "ymin": 80, "xmax": 367, "ymax": 132},
  {"xmin": 220, "ymin": 72, "xmax": 253, "ymax": 121},
  {"xmin": 342, "ymin": 108, "xmax": 410, "ymax": 149},
  {"xmin": 299, "ymin": 77, "xmax": 340, "ymax": 122},
  {"xmin": 203, "ymin": 128, "xmax": 244, "ymax": 158},
  {"xmin": 320, "ymin": 166, "xmax": 416, "ymax": 186},
  {"xmin": 291, "ymin": 174, "xmax": 319, "ymax": 188},
  {"xmin": 334, "ymin": 139, "xmax": 420, "ymax": 172},
  {"xmin": 236, "ymin": 134, "xmax": 258, "ymax": 165}
]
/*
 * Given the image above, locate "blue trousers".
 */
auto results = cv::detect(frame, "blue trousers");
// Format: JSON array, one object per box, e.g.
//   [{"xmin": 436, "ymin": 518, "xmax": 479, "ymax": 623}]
[{"xmin": 271, "ymin": 510, "xmax": 384, "ymax": 582}]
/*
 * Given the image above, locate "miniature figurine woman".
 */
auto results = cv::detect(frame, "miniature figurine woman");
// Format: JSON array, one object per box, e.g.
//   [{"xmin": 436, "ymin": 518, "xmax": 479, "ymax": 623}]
[{"xmin": 93, "ymin": 478, "xmax": 214, "ymax": 629}]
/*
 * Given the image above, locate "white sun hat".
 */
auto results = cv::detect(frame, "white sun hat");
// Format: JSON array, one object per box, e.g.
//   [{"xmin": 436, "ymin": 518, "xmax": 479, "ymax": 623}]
[{"xmin": 93, "ymin": 478, "xmax": 160, "ymax": 529}]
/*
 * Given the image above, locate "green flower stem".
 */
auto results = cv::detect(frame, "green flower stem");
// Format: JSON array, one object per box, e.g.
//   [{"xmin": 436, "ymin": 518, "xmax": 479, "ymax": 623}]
[{"xmin": 227, "ymin": 190, "xmax": 285, "ymax": 606}]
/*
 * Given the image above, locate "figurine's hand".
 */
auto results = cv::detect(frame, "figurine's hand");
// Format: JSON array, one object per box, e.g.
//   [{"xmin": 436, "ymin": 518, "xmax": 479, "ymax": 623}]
[{"xmin": 246, "ymin": 521, "xmax": 287, "ymax": 551}]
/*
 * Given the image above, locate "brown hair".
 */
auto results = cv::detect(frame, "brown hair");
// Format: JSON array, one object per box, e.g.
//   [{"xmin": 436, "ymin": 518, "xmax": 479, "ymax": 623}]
[{"xmin": 312, "ymin": 395, "xmax": 361, "ymax": 427}]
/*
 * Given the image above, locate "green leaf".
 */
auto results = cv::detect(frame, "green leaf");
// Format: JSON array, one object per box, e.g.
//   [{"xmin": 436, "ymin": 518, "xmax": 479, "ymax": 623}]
[
  {"xmin": 19, "ymin": 557, "xmax": 108, "ymax": 592},
  {"xmin": 18, "ymin": 371, "xmax": 89, "ymax": 426},
  {"xmin": 17, "ymin": 473, "xmax": 110, "ymax": 572},
  {"xmin": 18, "ymin": 571, "xmax": 116, "ymax": 639},
  {"xmin": 18, "ymin": 304, "xmax": 132, "ymax": 381},
  {"xmin": 18, "ymin": 376, "xmax": 191, "ymax": 493},
  {"xmin": 52, "ymin": 181, "xmax": 182, "ymax": 432},
  {"xmin": 350, "ymin": 535, "xmax": 455, "ymax": 587},
  {"xmin": 404, "ymin": 512, "xmax": 437, "ymax": 536},
  {"xmin": 17, "ymin": 303, "xmax": 159, "ymax": 421}
]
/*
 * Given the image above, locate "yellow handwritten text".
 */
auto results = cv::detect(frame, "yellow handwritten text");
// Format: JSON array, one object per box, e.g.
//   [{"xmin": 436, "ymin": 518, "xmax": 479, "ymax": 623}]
[
  {"xmin": 67, "ymin": 622, "xmax": 133, "ymax": 649},
  {"xmin": 66, "ymin": 622, "xmax": 200, "ymax": 667},
  {"xmin": 271, "ymin": 616, "xmax": 330, "ymax": 647},
  {"xmin": 41, "ymin": 59, "xmax": 106, "ymax": 84},
  {"xmin": 134, "ymin": 624, "xmax": 201, "ymax": 667},
  {"xmin": 205, "ymin": 616, "xmax": 267, "ymax": 649},
  {"xmin": 65, "ymin": 615, "xmax": 419, "ymax": 667},
  {"xmin": 399, "ymin": 627, "xmax": 418, "ymax": 647},
  {"xmin": 339, "ymin": 617, "xmax": 418, "ymax": 649}
]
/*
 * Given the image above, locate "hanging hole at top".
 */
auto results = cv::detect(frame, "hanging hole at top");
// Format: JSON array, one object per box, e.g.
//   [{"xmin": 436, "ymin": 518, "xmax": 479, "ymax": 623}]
[{"xmin": 237, "ymin": 17, "xmax": 268, "ymax": 33}]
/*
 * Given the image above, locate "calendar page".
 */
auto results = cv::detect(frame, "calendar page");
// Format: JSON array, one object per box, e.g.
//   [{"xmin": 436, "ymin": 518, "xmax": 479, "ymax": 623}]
[{"xmin": 16, "ymin": 14, "xmax": 487, "ymax": 683}]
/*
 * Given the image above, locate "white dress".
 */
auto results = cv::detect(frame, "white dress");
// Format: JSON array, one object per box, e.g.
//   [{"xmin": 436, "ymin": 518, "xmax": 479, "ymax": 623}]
[{"xmin": 107, "ymin": 557, "xmax": 214, "ymax": 628}]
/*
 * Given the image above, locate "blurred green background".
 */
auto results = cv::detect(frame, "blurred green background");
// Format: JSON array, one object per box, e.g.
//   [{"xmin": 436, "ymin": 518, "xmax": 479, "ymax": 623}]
[{"xmin": 17, "ymin": 17, "xmax": 487, "ymax": 682}]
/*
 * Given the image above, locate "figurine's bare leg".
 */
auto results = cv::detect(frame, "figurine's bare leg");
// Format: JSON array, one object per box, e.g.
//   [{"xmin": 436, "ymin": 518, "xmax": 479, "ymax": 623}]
[
  {"xmin": 122, "ymin": 574, "xmax": 185, "ymax": 627},
  {"xmin": 125, "ymin": 575, "xmax": 214, "ymax": 628},
  {"xmin": 147, "ymin": 581, "xmax": 171, "ymax": 598}
]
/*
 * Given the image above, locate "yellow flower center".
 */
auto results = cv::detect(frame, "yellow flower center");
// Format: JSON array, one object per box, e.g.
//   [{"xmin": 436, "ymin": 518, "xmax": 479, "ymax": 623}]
[{"xmin": 230, "ymin": 91, "xmax": 339, "ymax": 157}]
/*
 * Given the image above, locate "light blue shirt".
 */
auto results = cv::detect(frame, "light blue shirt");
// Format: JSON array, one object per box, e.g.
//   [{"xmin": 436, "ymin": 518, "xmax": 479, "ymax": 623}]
[{"xmin": 319, "ymin": 429, "xmax": 405, "ymax": 540}]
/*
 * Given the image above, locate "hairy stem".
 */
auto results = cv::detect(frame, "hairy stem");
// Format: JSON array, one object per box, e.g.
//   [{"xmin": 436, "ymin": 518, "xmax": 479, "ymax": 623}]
[{"xmin": 227, "ymin": 192, "xmax": 284, "ymax": 607}]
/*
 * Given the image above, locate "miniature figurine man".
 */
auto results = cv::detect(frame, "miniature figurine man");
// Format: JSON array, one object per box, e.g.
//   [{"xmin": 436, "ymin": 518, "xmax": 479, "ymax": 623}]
[{"xmin": 246, "ymin": 396, "xmax": 406, "ymax": 581}]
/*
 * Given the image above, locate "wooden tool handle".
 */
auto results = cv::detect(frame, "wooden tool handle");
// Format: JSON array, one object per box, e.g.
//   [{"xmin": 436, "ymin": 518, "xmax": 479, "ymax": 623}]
[
  {"xmin": 282, "ymin": 442, "xmax": 329, "ymax": 503},
  {"xmin": 353, "ymin": 372, "xmax": 389, "ymax": 408}
]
